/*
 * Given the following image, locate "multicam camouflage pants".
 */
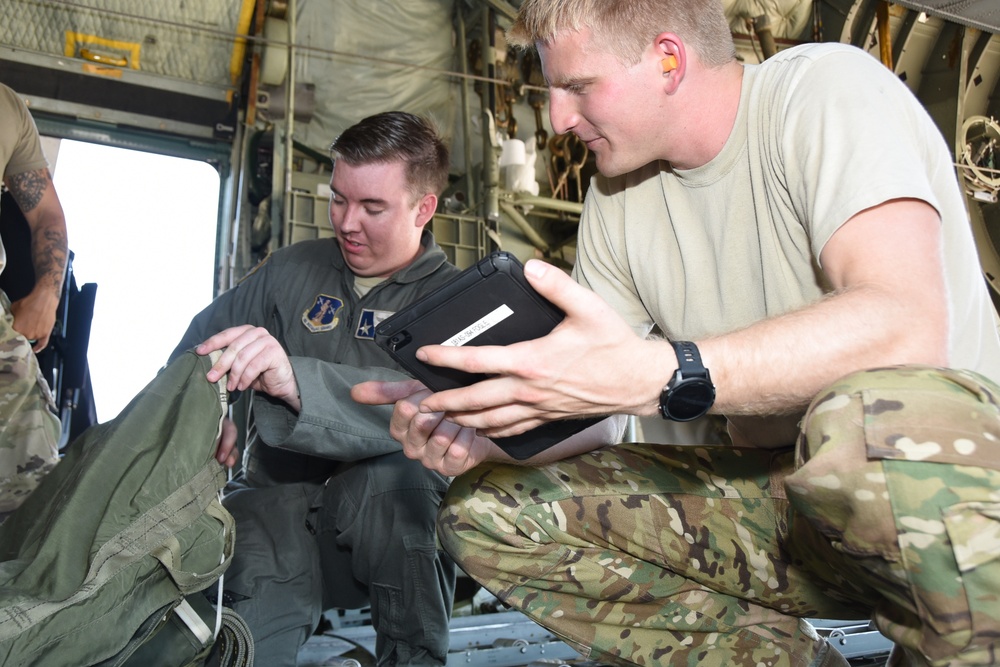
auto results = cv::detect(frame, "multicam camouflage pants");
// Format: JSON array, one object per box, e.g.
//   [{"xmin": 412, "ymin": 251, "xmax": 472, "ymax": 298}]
[
  {"xmin": 439, "ymin": 366, "xmax": 1000, "ymax": 667},
  {"xmin": 0, "ymin": 291, "xmax": 60, "ymax": 523}
]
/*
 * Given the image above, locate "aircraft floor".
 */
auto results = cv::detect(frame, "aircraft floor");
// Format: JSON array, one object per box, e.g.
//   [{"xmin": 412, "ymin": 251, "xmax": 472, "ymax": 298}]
[{"xmin": 296, "ymin": 605, "xmax": 893, "ymax": 667}]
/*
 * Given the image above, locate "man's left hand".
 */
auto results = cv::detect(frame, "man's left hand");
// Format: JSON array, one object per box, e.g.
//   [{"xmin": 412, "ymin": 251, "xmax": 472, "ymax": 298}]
[{"xmin": 408, "ymin": 259, "xmax": 667, "ymax": 439}]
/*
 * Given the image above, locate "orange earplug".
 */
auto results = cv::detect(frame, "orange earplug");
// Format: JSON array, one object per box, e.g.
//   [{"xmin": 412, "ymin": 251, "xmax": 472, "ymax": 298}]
[{"xmin": 661, "ymin": 55, "xmax": 678, "ymax": 74}]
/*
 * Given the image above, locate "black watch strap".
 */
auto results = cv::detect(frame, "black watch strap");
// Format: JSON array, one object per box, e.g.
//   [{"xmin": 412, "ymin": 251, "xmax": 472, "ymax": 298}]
[
  {"xmin": 671, "ymin": 340, "xmax": 709, "ymax": 380},
  {"xmin": 659, "ymin": 340, "xmax": 715, "ymax": 421}
]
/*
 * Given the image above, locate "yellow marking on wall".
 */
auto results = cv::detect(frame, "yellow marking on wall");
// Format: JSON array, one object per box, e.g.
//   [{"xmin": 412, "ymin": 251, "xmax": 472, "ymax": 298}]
[
  {"xmin": 65, "ymin": 32, "xmax": 141, "ymax": 70},
  {"xmin": 81, "ymin": 64, "xmax": 125, "ymax": 79}
]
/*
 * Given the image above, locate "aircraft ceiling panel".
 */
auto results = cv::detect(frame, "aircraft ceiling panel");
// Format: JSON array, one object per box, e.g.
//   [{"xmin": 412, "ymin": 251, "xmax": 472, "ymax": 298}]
[
  {"xmin": 0, "ymin": 0, "xmax": 254, "ymax": 141},
  {"xmin": 893, "ymin": 0, "xmax": 1000, "ymax": 35},
  {"xmin": 0, "ymin": 0, "xmax": 253, "ymax": 85}
]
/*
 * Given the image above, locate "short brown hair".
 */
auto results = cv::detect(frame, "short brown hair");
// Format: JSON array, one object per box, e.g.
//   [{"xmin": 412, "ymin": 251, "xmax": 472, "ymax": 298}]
[{"xmin": 330, "ymin": 111, "xmax": 450, "ymax": 200}]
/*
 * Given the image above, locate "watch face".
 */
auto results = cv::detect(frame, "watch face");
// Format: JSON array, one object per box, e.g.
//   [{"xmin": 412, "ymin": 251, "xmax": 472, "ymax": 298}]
[{"xmin": 666, "ymin": 379, "xmax": 716, "ymax": 421}]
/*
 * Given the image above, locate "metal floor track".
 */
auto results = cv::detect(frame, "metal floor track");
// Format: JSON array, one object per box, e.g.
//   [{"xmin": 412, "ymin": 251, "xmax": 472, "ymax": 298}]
[{"xmin": 297, "ymin": 611, "xmax": 894, "ymax": 667}]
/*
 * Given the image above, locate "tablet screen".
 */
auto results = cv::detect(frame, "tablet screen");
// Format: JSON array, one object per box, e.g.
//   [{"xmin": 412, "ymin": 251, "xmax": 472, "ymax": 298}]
[{"xmin": 375, "ymin": 252, "xmax": 601, "ymax": 459}]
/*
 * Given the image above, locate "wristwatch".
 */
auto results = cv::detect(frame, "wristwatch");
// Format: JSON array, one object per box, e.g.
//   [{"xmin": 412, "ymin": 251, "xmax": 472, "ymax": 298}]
[{"xmin": 659, "ymin": 341, "xmax": 716, "ymax": 421}]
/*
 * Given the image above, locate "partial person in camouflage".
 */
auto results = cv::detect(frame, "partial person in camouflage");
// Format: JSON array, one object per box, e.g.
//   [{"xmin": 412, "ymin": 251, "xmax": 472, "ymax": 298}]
[
  {"xmin": 435, "ymin": 365, "xmax": 1000, "ymax": 666},
  {"xmin": 354, "ymin": 0, "xmax": 1000, "ymax": 665},
  {"xmin": 0, "ymin": 292, "xmax": 60, "ymax": 520},
  {"xmin": 0, "ymin": 81, "xmax": 68, "ymax": 522}
]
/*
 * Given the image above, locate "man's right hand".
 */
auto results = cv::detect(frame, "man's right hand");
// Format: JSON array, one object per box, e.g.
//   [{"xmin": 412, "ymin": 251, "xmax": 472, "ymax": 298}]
[
  {"xmin": 352, "ymin": 378, "xmax": 625, "ymax": 476},
  {"xmin": 197, "ymin": 325, "xmax": 301, "ymax": 412},
  {"xmin": 215, "ymin": 417, "xmax": 241, "ymax": 469},
  {"xmin": 9, "ymin": 289, "xmax": 59, "ymax": 351},
  {"xmin": 351, "ymin": 379, "xmax": 503, "ymax": 476}
]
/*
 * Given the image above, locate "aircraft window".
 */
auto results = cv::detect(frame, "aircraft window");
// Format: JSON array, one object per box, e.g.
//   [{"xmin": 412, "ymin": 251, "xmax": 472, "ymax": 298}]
[{"xmin": 53, "ymin": 140, "xmax": 219, "ymax": 421}]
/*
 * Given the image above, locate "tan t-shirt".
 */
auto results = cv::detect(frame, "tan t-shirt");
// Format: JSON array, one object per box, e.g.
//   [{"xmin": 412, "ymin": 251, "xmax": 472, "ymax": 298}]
[
  {"xmin": 0, "ymin": 83, "xmax": 49, "ymax": 277},
  {"xmin": 573, "ymin": 43, "xmax": 1000, "ymax": 444}
]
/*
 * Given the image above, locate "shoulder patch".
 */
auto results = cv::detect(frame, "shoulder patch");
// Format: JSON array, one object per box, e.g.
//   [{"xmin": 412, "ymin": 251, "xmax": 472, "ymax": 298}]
[
  {"xmin": 356, "ymin": 308, "xmax": 395, "ymax": 340},
  {"xmin": 302, "ymin": 294, "xmax": 345, "ymax": 332}
]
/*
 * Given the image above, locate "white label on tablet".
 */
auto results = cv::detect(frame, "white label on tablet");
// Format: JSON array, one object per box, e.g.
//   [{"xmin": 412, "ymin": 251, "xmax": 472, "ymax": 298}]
[{"xmin": 442, "ymin": 304, "xmax": 514, "ymax": 346}]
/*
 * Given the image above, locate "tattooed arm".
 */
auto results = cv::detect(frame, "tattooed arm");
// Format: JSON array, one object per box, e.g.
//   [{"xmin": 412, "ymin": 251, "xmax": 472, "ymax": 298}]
[{"xmin": 4, "ymin": 167, "xmax": 68, "ymax": 351}]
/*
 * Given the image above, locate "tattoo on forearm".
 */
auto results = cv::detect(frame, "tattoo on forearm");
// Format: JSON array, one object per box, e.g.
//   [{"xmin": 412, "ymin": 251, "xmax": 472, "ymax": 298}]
[
  {"xmin": 35, "ymin": 226, "xmax": 68, "ymax": 294},
  {"xmin": 6, "ymin": 168, "xmax": 69, "ymax": 294},
  {"xmin": 7, "ymin": 168, "xmax": 47, "ymax": 212}
]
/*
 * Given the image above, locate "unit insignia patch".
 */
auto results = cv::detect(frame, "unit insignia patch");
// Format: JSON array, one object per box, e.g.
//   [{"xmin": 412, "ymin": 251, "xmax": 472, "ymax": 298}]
[{"xmin": 302, "ymin": 294, "xmax": 344, "ymax": 332}]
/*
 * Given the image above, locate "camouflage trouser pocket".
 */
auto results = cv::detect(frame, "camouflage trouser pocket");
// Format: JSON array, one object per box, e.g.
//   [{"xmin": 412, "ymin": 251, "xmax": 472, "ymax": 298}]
[
  {"xmin": 942, "ymin": 501, "xmax": 1000, "ymax": 573},
  {"xmin": 938, "ymin": 500, "xmax": 1000, "ymax": 663},
  {"xmin": 0, "ymin": 294, "xmax": 57, "ymax": 415},
  {"xmin": 880, "ymin": 462, "xmax": 1000, "ymax": 661},
  {"xmin": 789, "ymin": 365, "xmax": 1000, "ymax": 663},
  {"xmin": 0, "ymin": 299, "xmax": 60, "ymax": 517}
]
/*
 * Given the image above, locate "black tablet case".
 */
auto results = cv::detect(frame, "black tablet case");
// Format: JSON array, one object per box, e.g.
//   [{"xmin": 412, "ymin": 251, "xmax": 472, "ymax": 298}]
[{"xmin": 375, "ymin": 251, "xmax": 601, "ymax": 460}]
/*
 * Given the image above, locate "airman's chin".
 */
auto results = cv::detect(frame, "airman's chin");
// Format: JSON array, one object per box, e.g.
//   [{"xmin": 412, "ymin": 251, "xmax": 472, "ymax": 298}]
[
  {"xmin": 594, "ymin": 156, "xmax": 626, "ymax": 179},
  {"xmin": 595, "ymin": 153, "xmax": 656, "ymax": 179},
  {"xmin": 338, "ymin": 247, "xmax": 370, "ymax": 273},
  {"xmin": 344, "ymin": 258, "xmax": 372, "ymax": 276}
]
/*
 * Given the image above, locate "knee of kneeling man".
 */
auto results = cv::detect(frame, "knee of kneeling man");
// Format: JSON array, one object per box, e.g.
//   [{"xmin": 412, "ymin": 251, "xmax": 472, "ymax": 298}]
[
  {"xmin": 436, "ymin": 465, "xmax": 522, "ymax": 559},
  {"xmin": 804, "ymin": 365, "xmax": 1000, "ymax": 434},
  {"xmin": 810, "ymin": 365, "xmax": 996, "ymax": 411},
  {"xmin": 437, "ymin": 472, "xmax": 475, "ymax": 554}
]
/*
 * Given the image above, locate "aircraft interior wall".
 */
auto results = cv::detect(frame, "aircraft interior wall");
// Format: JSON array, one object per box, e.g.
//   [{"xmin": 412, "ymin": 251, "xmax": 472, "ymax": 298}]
[
  {"xmin": 2, "ymin": 2, "xmax": 1000, "ymax": 663},
  {"xmin": 2, "ymin": 0, "xmax": 998, "ymax": 297}
]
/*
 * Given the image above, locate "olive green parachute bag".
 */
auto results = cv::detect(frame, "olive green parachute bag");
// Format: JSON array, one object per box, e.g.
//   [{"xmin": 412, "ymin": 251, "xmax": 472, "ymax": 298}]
[{"xmin": 0, "ymin": 350, "xmax": 249, "ymax": 666}]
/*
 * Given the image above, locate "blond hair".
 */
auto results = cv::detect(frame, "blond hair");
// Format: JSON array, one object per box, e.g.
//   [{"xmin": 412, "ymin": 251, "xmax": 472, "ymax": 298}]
[{"xmin": 508, "ymin": 0, "xmax": 736, "ymax": 68}]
